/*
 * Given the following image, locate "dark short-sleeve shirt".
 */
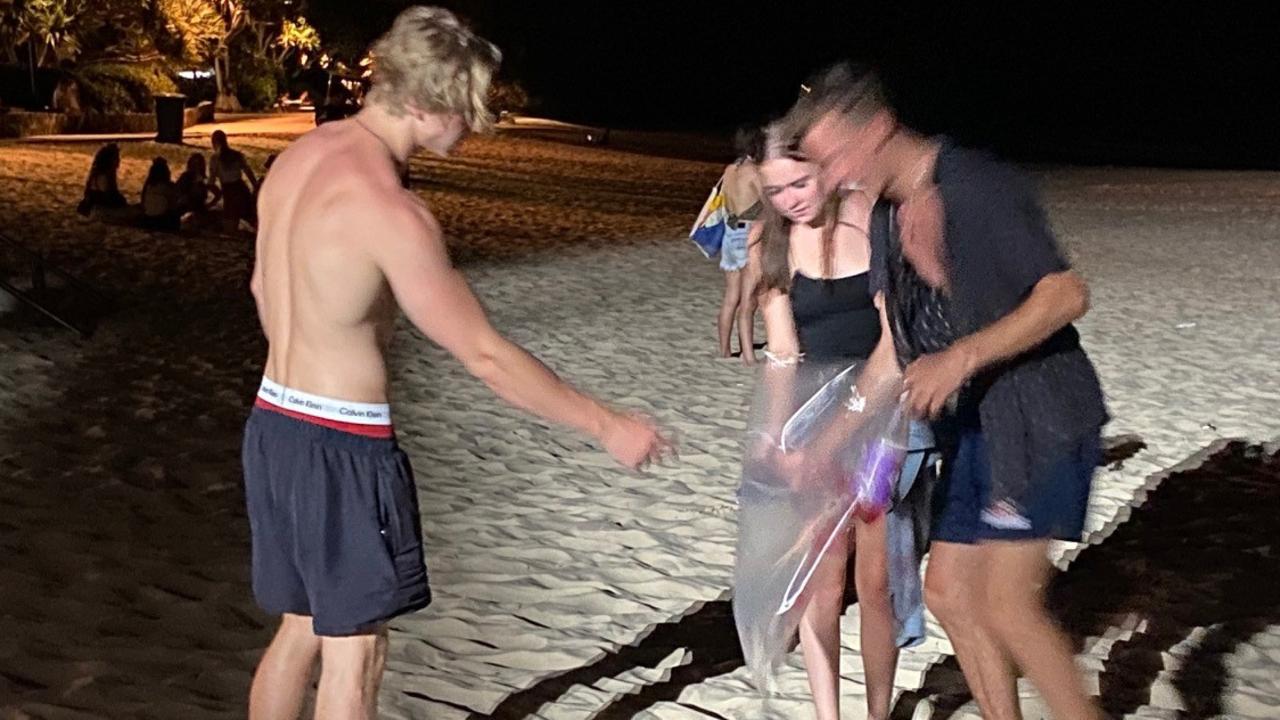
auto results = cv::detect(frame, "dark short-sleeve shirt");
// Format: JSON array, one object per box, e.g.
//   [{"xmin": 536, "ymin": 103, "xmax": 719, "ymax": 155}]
[{"xmin": 871, "ymin": 139, "xmax": 1109, "ymax": 509}]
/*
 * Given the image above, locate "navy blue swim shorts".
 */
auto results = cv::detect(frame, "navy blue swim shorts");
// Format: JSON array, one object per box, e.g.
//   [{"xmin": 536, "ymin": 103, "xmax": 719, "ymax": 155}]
[{"xmin": 242, "ymin": 404, "xmax": 431, "ymax": 635}]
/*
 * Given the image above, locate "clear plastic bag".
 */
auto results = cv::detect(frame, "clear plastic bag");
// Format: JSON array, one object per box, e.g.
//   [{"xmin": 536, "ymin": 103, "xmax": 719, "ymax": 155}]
[
  {"xmin": 850, "ymin": 402, "xmax": 909, "ymax": 522},
  {"xmin": 733, "ymin": 358, "xmax": 908, "ymax": 689}
]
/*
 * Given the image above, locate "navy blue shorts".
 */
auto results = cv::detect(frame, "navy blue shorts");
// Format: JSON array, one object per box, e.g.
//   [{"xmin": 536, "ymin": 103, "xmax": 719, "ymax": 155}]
[
  {"xmin": 931, "ymin": 413, "xmax": 1100, "ymax": 544},
  {"xmin": 242, "ymin": 407, "xmax": 431, "ymax": 635}
]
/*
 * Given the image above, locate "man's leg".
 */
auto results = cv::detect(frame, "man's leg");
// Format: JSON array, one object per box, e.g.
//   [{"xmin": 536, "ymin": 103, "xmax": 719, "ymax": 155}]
[
  {"xmin": 314, "ymin": 627, "xmax": 389, "ymax": 720},
  {"xmin": 982, "ymin": 540, "xmax": 1101, "ymax": 720},
  {"xmin": 924, "ymin": 542, "xmax": 1021, "ymax": 720},
  {"xmin": 249, "ymin": 613, "xmax": 322, "ymax": 720}
]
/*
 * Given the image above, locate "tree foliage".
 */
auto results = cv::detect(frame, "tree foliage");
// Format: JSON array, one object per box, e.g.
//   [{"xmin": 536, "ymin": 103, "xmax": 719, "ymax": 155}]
[
  {"xmin": 1, "ymin": 0, "xmax": 329, "ymax": 111},
  {"xmin": 276, "ymin": 16, "xmax": 319, "ymax": 64},
  {"xmin": 11, "ymin": 0, "xmax": 88, "ymax": 66},
  {"xmin": 156, "ymin": 0, "xmax": 225, "ymax": 65}
]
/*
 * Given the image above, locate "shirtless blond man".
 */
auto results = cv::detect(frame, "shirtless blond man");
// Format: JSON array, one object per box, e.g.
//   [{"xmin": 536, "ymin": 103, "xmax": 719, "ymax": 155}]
[{"xmin": 243, "ymin": 8, "xmax": 671, "ymax": 719}]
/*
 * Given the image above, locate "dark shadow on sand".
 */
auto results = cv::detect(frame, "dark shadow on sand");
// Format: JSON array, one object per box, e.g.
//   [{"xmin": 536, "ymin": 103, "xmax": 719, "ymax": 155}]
[
  {"xmin": 477, "ymin": 438, "xmax": 1156, "ymax": 719},
  {"xmin": 900, "ymin": 440, "xmax": 1280, "ymax": 719}
]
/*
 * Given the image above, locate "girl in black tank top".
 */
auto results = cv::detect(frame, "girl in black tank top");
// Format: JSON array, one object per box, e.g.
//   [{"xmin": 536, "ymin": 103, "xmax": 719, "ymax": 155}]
[
  {"xmin": 745, "ymin": 127, "xmax": 921, "ymax": 720},
  {"xmin": 789, "ymin": 269, "xmax": 881, "ymax": 361}
]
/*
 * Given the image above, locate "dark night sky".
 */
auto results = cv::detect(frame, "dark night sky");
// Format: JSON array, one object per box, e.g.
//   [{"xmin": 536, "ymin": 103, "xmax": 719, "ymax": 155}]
[{"xmin": 320, "ymin": 1, "xmax": 1280, "ymax": 168}]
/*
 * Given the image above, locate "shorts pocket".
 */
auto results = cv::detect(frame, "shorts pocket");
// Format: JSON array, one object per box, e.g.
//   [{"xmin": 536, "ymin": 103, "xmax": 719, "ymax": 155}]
[{"xmin": 374, "ymin": 450, "xmax": 425, "ymax": 567}]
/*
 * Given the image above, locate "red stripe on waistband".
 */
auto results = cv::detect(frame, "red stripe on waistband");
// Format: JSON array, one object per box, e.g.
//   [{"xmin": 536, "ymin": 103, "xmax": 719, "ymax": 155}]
[{"xmin": 254, "ymin": 397, "xmax": 395, "ymax": 439}]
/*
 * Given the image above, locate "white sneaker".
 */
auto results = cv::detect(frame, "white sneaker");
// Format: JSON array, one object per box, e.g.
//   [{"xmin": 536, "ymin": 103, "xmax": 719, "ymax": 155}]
[{"xmin": 911, "ymin": 698, "xmax": 934, "ymax": 720}]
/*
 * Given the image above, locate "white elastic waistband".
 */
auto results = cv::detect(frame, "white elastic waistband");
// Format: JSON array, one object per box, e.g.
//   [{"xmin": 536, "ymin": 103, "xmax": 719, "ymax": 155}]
[{"xmin": 258, "ymin": 377, "xmax": 392, "ymax": 426}]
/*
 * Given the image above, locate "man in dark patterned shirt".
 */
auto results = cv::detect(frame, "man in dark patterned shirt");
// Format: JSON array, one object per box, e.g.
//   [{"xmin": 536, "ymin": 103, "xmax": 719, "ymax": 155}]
[{"xmin": 792, "ymin": 63, "xmax": 1108, "ymax": 720}]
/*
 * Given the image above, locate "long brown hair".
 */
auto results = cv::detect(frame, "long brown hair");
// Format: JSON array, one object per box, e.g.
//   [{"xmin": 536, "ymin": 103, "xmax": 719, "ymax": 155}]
[{"xmin": 754, "ymin": 123, "xmax": 840, "ymax": 296}]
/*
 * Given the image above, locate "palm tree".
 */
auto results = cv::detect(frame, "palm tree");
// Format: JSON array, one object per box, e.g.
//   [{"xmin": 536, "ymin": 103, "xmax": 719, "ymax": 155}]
[
  {"xmin": 207, "ymin": 0, "xmax": 247, "ymax": 110},
  {"xmin": 9, "ymin": 0, "xmax": 86, "ymax": 67}
]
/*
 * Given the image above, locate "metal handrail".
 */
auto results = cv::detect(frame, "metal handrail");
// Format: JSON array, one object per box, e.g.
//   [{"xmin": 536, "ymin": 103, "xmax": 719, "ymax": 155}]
[
  {"xmin": 0, "ymin": 231, "xmax": 110, "ymax": 337},
  {"xmin": 0, "ymin": 232, "xmax": 107, "ymax": 301}
]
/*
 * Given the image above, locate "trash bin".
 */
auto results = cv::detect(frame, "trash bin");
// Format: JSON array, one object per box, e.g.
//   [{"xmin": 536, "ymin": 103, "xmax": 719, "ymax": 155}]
[{"xmin": 154, "ymin": 93, "xmax": 187, "ymax": 144}]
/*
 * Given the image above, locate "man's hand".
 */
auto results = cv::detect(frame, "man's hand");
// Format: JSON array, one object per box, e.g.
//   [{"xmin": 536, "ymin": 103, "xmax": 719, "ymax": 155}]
[
  {"xmin": 598, "ymin": 411, "xmax": 676, "ymax": 471},
  {"xmin": 903, "ymin": 346, "xmax": 974, "ymax": 419}
]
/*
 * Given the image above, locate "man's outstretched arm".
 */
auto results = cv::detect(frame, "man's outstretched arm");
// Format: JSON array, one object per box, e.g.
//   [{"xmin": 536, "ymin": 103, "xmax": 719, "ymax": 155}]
[{"xmin": 365, "ymin": 199, "xmax": 669, "ymax": 470}]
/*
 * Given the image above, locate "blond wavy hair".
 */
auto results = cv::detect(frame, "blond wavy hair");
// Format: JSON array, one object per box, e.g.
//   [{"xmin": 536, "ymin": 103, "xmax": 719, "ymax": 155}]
[{"xmin": 366, "ymin": 6, "xmax": 502, "ymax": 132}]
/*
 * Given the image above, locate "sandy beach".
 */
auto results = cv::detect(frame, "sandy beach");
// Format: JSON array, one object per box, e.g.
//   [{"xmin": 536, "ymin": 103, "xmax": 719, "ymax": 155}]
[{"xmin": 1, "ymin": 131, "xmax": 1278, "ymax": 720}]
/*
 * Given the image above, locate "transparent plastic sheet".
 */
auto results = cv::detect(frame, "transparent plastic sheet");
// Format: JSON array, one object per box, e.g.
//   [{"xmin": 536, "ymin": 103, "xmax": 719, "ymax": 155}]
[{"xmin": 732, "ymin": 357, "xmax": 907, "ymax": 691}]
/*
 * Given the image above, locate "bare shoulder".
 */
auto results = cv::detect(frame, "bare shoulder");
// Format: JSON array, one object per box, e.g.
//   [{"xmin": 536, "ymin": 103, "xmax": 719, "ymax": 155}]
[
  {"xmin": 325, "ymin": 184, "xmax": 445, "ymax": 266},
  {"xmin": 265, "ymin": 123, "xmax": 448, "ymax": 279},
  {"xmin": 359, "ymin": 186, "xmax": 439, "ymax": 240}
]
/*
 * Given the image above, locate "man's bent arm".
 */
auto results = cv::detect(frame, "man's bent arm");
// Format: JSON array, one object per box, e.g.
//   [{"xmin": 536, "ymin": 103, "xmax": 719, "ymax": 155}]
[
  {"xmin": 372, "ymin": 203, "xmax": 614, "ymax": 439},
  {"xmin": 950, "ymin": 270, "xmax": 1090, "ymax": 376}
]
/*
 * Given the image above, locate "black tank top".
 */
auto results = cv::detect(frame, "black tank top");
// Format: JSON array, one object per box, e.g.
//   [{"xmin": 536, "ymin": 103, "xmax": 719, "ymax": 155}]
[{"xmin": 789, "ymin": 271, "xmax": 881, "ymax": 360}]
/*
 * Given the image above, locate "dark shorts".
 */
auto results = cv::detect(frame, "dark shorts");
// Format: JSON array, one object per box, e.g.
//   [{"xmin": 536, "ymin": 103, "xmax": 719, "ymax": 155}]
[
  {"xmin": 222, "ymin": 180, "xmax": 255, "ymax": 223},
  {"xmin": 931, "ymin": 413, "xmax": 1100, "ymax": 544},
  {"xmin": 242, "ymin": 407, "xmax": 431, "ymax": 635}
]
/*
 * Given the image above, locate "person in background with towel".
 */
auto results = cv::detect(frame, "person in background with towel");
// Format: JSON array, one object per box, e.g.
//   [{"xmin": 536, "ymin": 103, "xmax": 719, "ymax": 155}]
[{"xmin": 716, "ymin": 126, "xmax": 765, "ymax": 364}]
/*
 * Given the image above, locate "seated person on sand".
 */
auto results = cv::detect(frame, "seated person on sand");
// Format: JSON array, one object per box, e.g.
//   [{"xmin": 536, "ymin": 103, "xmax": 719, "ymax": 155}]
[
  {"xmin": 210, "ymin": 130, "xmax": 260, "ymax": 233},
  {"xmin": 77, "ymin": 143, "xmax": 133, "ymax": 222},
  {"xmin": 176, "ymin": 153, "xmax": 222, "ymax": 229},
  {"xmin": 140, "ymin": 157, "xmax": 181, "ymax": 233}
]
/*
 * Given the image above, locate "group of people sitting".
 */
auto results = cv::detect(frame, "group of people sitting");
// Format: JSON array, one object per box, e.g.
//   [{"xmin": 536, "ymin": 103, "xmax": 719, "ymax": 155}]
[{"xmin": 77, "ymin": 131, "xmax": 270, "ymax": 235}]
